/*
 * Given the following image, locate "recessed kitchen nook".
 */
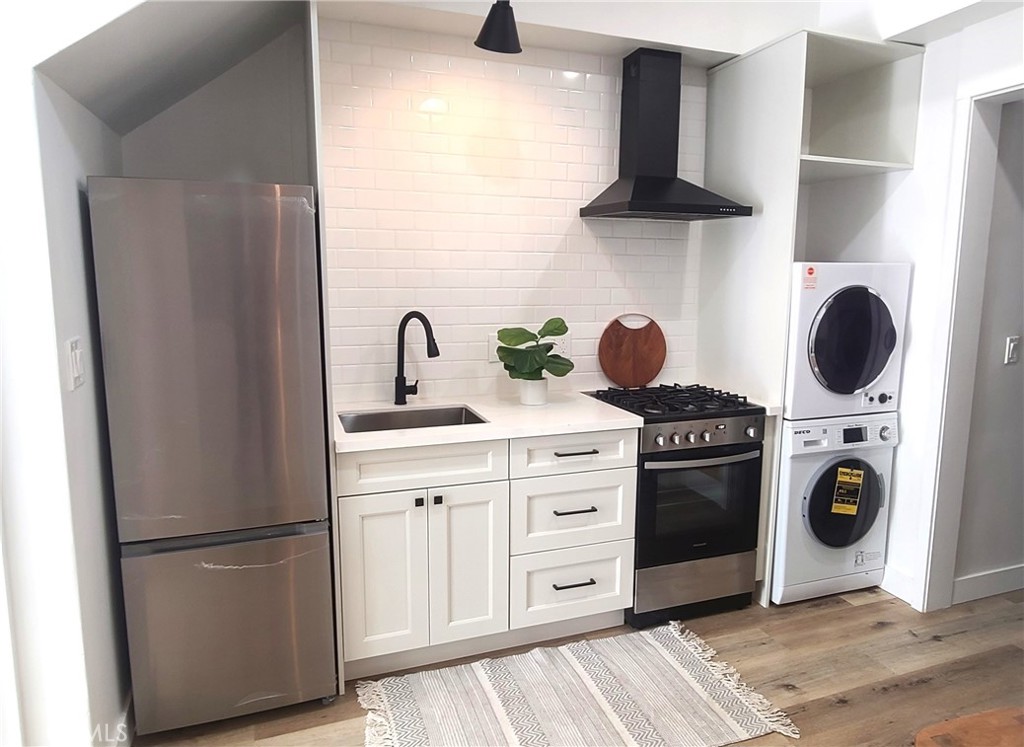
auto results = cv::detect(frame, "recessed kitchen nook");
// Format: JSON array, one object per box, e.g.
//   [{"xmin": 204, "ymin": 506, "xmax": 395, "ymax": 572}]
[{"xmin": 9, "ymin": 1, "xmax": 1022, "ymax": 746}]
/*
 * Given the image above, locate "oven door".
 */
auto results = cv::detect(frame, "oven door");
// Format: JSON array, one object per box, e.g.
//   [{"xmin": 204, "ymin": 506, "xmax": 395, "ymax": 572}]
[{"xmin": 636, "ymin": 443, "xmax": 762, "ymax": 568}]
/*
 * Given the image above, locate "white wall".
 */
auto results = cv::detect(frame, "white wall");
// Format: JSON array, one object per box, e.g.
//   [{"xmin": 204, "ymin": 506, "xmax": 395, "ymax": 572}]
[
  {"xmin": 33, "ymin": 73, "xmax": 130, "ymax": 744},
  {"xmin": 953, "ymin": 99, "xmax": 1023, "ymax": 595},
  {"xmin": 122, "ymin": 24, "xmax": 311, "ymax": 184},
  {"xmin": 2, "ymin": 1, "xmax": 138, "ymax": 743},
  {"xmin": 798, "ymin": 6, "xmax": 1024, "ymax": 609},
  {"xmin": 319, "ymin": 19, "xmax": 705, "ymax": 406},
  {"xmin": 698, "ymin": 33, "xmax": 807, "ymax": 408}
]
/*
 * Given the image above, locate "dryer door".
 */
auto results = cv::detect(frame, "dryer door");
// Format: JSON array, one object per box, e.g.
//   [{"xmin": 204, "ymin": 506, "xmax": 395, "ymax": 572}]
[
  {"xmin": 803, "ymin": 457, "xmax": 882, "ymax": 548},
  {"xmin": 808, "ymin": 286, "xmax": 897, "ymax": 394}
]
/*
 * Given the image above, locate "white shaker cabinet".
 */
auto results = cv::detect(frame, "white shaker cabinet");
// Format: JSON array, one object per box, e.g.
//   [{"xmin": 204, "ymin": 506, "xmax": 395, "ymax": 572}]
[
  {"xmin": 338, "ymin": 489, "xmax": 429, "ymax": 659},
  {"xmin": 339, "ymin": 481, "xmax": 509, "ymax": 660},
  {"xmin": 337, "ymin": 441, "xmax": 510, "ymax": 661},
  {"xmin": 427, "ymin": 481, "xmax": 510, "ymax": 645},
  {"xmin": 337, "ymin": 425, "xmax": 640, "ymax": 665},
  {"xmin": 507, "ymin": 430, "xmax": 637, "ymax": 629}
]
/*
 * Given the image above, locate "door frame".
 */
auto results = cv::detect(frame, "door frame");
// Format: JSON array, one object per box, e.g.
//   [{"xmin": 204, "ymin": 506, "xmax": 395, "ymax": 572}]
[{"xmin": 924, "ymin": 80, "xmax": 1024, "ymax": 611}]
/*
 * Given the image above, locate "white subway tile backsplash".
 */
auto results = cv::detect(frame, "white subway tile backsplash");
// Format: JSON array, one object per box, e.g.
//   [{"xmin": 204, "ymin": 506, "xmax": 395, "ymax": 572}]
[
  {"xmin": 319, "ymin": 20, "xmax": 706, "ymax": 405},
  {"xmin": 350, "ymin": 23, "xmax": 395, "ymax": 47},
  {"xmin": 568, "ymin": 52, "xmax": 603, "ymax": 75},
  {"xmin": 330, "ymin": 41, "xmax": 371, "ymax": 65}
]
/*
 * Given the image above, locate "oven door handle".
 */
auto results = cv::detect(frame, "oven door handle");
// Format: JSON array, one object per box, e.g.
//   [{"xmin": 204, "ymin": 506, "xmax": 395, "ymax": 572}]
[{"xmin": 643, "ymin": 450, "xmax": 761, "ymax": 470}]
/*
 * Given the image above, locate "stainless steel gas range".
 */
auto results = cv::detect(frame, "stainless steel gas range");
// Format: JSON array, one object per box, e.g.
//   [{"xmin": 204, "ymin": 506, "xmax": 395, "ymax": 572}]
[{"xmin": 588, "ymin": 384, "xmax": 766, "ymax": 627}]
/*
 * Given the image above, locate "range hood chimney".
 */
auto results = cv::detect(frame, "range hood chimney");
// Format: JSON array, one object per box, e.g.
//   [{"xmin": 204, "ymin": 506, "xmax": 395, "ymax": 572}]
[{"xmin": 581, "ymin": 48, "xmax": 752, "ymax": 221}]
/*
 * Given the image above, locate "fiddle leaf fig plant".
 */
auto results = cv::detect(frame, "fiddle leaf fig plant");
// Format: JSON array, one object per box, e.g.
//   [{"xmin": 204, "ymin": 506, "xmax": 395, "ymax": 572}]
[{"xmin": 496, "ymin": 317, "xmax": 575, "ymax": 381}]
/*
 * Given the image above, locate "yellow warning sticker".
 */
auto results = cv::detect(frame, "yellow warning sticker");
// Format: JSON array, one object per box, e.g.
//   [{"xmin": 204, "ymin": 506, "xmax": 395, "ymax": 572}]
[{"xmin": 832, "ymin": 467, "xmax": 864, "ymax": 515}]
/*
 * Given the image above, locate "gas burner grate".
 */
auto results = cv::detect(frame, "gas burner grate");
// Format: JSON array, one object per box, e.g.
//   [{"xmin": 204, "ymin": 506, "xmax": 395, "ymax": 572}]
[{"xmin": 590, "ymin": 383, "xmax": 760, "ymax": 421}]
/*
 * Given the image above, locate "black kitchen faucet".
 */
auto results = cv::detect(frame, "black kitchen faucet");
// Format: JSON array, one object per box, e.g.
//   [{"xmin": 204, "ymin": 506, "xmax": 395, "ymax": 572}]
[{"xmin": 395, "ymin": 310, "xmax": 440, "ymax": 405}]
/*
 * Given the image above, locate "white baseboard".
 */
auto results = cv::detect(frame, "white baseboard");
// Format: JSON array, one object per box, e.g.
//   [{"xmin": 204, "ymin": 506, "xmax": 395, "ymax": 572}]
[
  {"xmin": 952, "ymin": 563, "xmax": 1024, "ymax": 605},
  {"xmin": 344, "ymin": 611, "xmax": 624, "ymax": 680}
]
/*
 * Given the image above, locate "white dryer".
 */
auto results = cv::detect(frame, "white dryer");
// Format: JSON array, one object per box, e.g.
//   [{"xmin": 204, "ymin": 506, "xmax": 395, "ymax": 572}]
[
  {"xmin": 784, "ymin": 262, "xmax": 910, "ymax": 421},
  {"xmin": 771, "ymin": 412, "xmax": 898, "ymax": 605}
]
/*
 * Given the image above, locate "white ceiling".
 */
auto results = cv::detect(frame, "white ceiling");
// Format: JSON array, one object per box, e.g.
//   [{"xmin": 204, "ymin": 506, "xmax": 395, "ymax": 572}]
[
  {"xmin": 35, "ymin": 0, "xmax": 734, "ymax": 137},
  {"xmin": 36, "ymin": 1, "xmax": 304, "ymax": 135},
  {"xmin": 318, "ymin": 1, "xmax": 734, "ymax": 68}
]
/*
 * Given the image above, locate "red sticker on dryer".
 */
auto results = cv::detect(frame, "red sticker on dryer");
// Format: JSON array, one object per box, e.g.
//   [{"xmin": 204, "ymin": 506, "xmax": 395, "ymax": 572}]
[{"xmin": 803, "ymin": 265, "xmax": 817, "ymax": 290}]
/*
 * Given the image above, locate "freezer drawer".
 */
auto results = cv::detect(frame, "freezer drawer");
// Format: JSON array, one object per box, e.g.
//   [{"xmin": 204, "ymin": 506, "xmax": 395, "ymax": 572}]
[{"xmin": 121, "ymin": 524, "xmax": 336, "ymax": 735}]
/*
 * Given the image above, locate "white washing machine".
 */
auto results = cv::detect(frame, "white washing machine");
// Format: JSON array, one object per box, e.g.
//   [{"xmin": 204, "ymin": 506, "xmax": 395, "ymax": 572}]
[
  {"xmin": 784, "ymin": 262, "xmax": 910, "ymax": 421},
  {"xmin": 771, "ymin": 412, "xmax": 898, "ymax": 605}
]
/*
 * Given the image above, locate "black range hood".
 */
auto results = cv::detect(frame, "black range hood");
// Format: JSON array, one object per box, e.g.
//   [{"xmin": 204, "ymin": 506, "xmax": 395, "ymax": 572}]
[{"xmin": 581, "ymin": 48, "xmax": 752, "ymax": 221}]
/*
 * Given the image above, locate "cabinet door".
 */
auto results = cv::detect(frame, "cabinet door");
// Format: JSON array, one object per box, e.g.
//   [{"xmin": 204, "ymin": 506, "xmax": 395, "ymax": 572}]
[
  {"xmin": 338, "ymin": 490, "xmax": 429, "ymax": 661},
  {"xmin": 428, "ymin": 482, "xmax": 510, "ymax": 644}
]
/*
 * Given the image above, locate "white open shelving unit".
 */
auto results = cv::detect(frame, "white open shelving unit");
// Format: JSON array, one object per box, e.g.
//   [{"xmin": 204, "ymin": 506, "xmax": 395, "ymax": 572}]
[{"xmin": 695, "ymin": 30, "xmax": 924, "ymax": 604}]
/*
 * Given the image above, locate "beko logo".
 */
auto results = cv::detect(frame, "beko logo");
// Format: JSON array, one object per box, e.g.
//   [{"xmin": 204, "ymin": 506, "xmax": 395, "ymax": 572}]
[{"xmin": 794, "ymin": 429, "xmax": 812, "ymax": 435}]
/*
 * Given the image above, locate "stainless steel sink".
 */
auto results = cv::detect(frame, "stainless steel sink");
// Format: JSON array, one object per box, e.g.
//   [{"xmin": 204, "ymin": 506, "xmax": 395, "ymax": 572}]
[{"xmin": 339, "ymin": 405, "xmax": 487, "ymax": 433}]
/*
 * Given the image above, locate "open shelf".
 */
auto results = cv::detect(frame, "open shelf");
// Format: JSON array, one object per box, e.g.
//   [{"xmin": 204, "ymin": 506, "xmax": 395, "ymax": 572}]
[
  {"xmin": 802, "ymin": 33, "xmax": 923, "ymax": 168},
  {"xmin": 799, "ymin": 154, "xmax": 913, "ymax": 183}
]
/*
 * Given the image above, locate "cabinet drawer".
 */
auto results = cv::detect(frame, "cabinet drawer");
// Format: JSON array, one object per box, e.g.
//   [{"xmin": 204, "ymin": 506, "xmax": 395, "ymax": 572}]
[
  {"xmin": 509, "ymin": 429, "xmax": 638, "ymax": 479},
  {"xmin": 510, "ymin": 469, "xmax": 636, "ymax": 555},
  {"xmin": 509, "ymin": 540, "xmax": 634, "ymax": 629},
  {"xmin": 337, "ymin": 440, "xmax": 508, "ymax": 496}
]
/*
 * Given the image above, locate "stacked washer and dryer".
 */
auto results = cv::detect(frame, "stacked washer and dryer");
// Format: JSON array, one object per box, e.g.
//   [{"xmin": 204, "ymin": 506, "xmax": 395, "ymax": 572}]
[{"xmin": 771, "ymin": 263, "xmax": 911, "ymax": 604}]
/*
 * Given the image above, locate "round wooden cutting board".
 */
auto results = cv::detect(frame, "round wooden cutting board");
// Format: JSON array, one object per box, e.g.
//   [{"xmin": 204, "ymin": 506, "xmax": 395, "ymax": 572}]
[{"xmin": 597, "ymin": 314, "xmax": 667, "ymax": 388}]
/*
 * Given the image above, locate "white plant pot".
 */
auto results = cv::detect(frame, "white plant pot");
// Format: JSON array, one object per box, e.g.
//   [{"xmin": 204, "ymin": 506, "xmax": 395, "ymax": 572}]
[{"xmin": 518, "ymin": 378, "xmax": 548, "ymax": 406}]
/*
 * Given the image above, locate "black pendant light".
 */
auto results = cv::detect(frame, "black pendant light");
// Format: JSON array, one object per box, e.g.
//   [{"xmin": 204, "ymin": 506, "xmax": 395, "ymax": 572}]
[{"xmin": 474, "ymin": 0, "xmax": 522, "ymax": 54}]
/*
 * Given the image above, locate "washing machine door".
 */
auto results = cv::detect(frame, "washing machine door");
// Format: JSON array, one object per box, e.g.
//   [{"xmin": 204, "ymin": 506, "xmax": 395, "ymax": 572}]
[
  {"xmin": 808, "ymin": 285, "xmax": 897, "ymax": 394},
  {"xmin": 803, "ymin": 457, "xmax": 882, "ymax": 548}
]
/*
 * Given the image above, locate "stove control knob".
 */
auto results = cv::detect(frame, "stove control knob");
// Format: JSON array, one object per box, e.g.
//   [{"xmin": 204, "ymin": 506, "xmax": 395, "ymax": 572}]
[
  {"xmin": 879, "ymin": 425, "xmax": 892, "ymax": 442},
  {"xmin": 686, "ymin": 431, "xmax": 697, "ymax": 444},
  {"xmin": 655, "ymin": 433, "xmax": 665, "ymax": 447},
  {"xmin": 670, "ymin": 432, "xmax": 681, "ymax": 445},
  {"xmin": 701, "ymin": 431, "xmax": 712, "ymax": 443},
  {"xmin": 745, "ymin": 426, "xmax": 759, "ymax": 439}
]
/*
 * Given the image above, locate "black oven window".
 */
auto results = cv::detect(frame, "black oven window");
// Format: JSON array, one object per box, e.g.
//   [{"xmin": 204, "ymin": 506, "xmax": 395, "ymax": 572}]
[
  {"xmin": 654, "ymin": 465, "xmax": 737, "ymax": 536},
  {"xmin": 637, "ymin": 445, "xmax": 762, "ymax": 566}
]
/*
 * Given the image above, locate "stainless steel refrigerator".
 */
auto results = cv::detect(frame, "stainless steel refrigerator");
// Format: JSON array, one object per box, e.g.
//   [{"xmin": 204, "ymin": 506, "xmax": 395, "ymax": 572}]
[{"xmin": 87, "ymin": 177, "xmax": 336, "ymax": 735}]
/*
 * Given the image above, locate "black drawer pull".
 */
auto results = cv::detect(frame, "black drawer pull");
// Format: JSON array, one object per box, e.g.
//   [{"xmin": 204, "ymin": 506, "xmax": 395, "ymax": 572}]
[
  {"xmin": 552, "ymin": 577, "xmax": 597, "ymax": 592},
  {"xmin": 415, "ymin": 497, "xmax": 424, "ymax": 507},
  {"xmin": 433, "ymin": 495, "xmax": 443, "ymax": 505},
  {"xmin": 553, "ymin": 449, "xmax": 600, "ymax": 458},
  {"xmin": 552, "ymin": 506, "xmax": 598, "ymax": 517}
]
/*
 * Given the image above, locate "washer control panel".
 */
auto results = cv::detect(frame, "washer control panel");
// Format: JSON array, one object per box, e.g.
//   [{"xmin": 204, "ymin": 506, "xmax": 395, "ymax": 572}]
[{"xmin": 786, "ymin": 413, "xmax": 899, "ymax": 456}]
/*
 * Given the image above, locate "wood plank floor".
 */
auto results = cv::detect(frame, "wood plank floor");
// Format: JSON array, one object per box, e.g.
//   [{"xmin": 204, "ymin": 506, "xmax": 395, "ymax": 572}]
[{"xmin": 136, "ymin": 589, "xmax": 1024, "ymax": 746}]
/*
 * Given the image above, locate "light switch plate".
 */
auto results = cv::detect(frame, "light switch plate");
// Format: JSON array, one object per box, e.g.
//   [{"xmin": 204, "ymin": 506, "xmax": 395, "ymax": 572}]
[
  {"xmin": 65, "ymin": 337, "xmax": 85, "ymax": 390},
  {"xmin": 1005, "ymin": 335, "xmax": 1020, "ymax": 365}
]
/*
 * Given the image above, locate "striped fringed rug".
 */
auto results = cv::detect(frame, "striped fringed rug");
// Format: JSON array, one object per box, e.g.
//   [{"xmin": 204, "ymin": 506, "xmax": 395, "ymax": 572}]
[{"xmin": 357, "ymin": 622, "xmax": 800, "ymax": 746}]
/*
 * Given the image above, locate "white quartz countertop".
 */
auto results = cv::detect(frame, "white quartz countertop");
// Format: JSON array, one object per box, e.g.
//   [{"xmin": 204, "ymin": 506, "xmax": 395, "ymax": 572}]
[{"xmin": 335, "ymin": 392, "xmax": 643, "ymax": 453}]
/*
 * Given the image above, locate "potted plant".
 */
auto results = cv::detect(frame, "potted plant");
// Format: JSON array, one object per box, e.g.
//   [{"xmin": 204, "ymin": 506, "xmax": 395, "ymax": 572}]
[{"xmin": 496, "ymin": 317, "xmax": 575, "ymax": 405}]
